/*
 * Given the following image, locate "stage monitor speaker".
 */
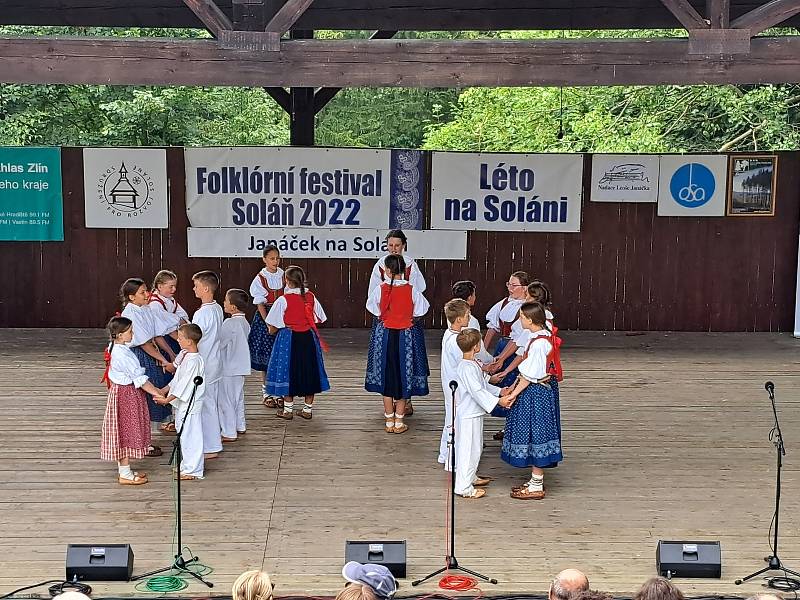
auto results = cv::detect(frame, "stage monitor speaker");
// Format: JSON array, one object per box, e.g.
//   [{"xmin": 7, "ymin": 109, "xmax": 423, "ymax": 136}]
[
  {"xmin": 656, "ymin": 541, "xmax": 721, "ymax": 579},
  {"xmin": 66, "ymin": 544, "xmax": 134, "ymax": 581},
  {"xmin": 345, "ymin": 540, "xmax": 407, "ymax": 578}
]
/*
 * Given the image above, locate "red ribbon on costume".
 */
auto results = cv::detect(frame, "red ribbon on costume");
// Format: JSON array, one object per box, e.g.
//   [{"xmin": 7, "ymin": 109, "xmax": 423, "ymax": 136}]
[
  {"xmin": 304, "ymin": 294, "xmax": 330, "ymax": 353},
  {"xmin": 101, "ymin": 344, "xmax": 112, "ymax": 389}
]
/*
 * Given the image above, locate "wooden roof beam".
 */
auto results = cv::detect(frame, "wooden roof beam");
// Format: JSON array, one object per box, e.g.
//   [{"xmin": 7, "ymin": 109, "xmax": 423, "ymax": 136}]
[
  {"xmin": 659, "ymin": 0, "xmax": 710, "ymax": 29},
  {"xmin": 5, "ymin": 36, "xmax": 800, "ymax": 87},
  {"xmin": 265, "ymin": 0, "xmax": 315, "ymax": 34},
  {"xmin": 182, "ymin": 0, "xmax": 233, "ymax": 37},
  {"xmin": 732, "ymin": 0, "xmax": 800, "ymax": 35}
]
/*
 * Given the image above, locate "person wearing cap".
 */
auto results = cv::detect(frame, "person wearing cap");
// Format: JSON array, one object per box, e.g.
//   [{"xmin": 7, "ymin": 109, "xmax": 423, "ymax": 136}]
[{"xmin": 341, "ymin": 562, "xmax": 398, "ymax": 600}]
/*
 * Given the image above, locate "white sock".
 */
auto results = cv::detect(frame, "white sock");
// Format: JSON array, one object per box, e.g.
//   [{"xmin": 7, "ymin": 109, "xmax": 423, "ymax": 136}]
[
  {"xmin": 394, "ymin": 415, "xmax": 405, "ymax": 427},
  {"xmin": 527, "ymin": 474, "xmax": 544, "ymax": 492},
  {"xmin": 302, "ymin": 402, "xmax": 313, "ymax": 413},
  {"xmin": 384, "ymin": 412, "xmax": 395, "ymax": 428},
  {"xmin": 283, "ymin": 401, "xmax": 294, "ymax": 413},
  {"xmin": 118, "ymin": 465, "xmax": 133, "ymax": 480}
]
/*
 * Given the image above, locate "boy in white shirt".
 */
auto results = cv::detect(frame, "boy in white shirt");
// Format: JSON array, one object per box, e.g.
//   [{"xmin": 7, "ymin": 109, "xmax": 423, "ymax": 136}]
[
  {"xmin": 219, "ymin": 289, "xmax": 252, "ymax": 441},
  {"xmin": 453, "ymin": 328, "xmax": 514, "ymax": 499},
  {"xmin": 438, "ymin": 298, "xmax": 471, "ymax": 467},
  {"xmin": 156, "ymin": 324, "xmax": 206, "ymax": 480},
  {"xmin": 191, "ymin": 270, "xmax": 224, "ymax": 458}
]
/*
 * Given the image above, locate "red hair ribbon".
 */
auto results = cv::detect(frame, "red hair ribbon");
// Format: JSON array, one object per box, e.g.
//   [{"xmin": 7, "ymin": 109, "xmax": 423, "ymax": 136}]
[
  {"xmin": 304, "ymin": 294, "xmax": 330, "ymax": 353},
  {"xmin": 101, "ymin": 344, "xmax": 112, "ymax": 389}
]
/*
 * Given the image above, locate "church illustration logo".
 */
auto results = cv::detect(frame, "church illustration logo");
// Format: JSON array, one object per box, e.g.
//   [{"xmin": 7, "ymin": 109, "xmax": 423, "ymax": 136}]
[{"xmin": 96, "ymin": 161, "xmax": 156, "ymax": 218}]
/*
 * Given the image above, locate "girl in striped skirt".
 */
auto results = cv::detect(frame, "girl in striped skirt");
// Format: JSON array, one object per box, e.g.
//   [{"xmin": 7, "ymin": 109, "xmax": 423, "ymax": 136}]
[{"xmin": 100, "ymin": 316, "xmax": 168, "ymax": 485}]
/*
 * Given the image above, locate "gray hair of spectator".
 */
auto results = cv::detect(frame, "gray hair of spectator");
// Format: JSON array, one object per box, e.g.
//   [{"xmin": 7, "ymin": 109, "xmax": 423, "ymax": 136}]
[{"xmin": 633, "ymin": 577, "xmax": 685, "ymax": 600}]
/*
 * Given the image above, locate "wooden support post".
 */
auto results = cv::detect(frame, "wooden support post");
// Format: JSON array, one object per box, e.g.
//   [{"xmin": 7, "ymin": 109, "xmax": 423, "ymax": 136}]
[
  {"xmin": 706, "ymin": 0, "xmax": 730, "ymax": 28},
  {"xmin": 289, "ymin": 29, "xmax": 314, "ymax": 146}
]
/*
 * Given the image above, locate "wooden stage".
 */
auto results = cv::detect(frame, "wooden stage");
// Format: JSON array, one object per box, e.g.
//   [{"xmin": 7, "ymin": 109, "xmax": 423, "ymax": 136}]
[{"xmin": 2, "ymin": 328, "xmax": 800, "ymax": 598}]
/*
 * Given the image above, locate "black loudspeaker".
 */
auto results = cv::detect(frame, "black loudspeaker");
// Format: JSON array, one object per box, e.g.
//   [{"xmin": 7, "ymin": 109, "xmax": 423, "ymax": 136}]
[
  {"xmin": 66, "ymin": 544, "xmax": 134, "ymax": 581},
  {"xmin": 345, "ymin": 540, "xmax": 407, "ymax": 578},
  {"xmin": 656, "ymin": 541, "xmax": 721, "ymax": 578}
]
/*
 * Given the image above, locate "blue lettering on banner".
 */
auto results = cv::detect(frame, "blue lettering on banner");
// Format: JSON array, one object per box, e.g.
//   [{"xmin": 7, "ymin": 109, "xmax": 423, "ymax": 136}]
[
  {"xmin": 443, "ymin": 195, "xmax": 568, "ymax": 224},
  {"xmin": 669, "ymin": 163, "xmax": 715, "ymax": 208}
]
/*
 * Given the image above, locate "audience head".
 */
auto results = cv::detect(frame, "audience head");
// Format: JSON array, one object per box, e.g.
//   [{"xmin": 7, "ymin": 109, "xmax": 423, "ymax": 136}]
[
  {"xmin": 335, "ymin": 584, "xmax": 378, "ymax": 600},
  {"xmin": 549, "ymin": 568, "xmax": 590, "ymax": 600},
  {"xmin": 573, "ymin": 591, "xmax": 613, "ymax": 600},
  {"xmin": 53, "ymin": 593, "xmax": 92, "ymax": 600},
  {"xmin": 633, "ymin": 577, "xmax": 684, "ymax": 600},
  {"xmin": 231, "ymin": 570, "xmax": 275, "ymax": 600},
  {"xmin": 342, "ymin": 562, "xmax": 397, "ymax": 600}
]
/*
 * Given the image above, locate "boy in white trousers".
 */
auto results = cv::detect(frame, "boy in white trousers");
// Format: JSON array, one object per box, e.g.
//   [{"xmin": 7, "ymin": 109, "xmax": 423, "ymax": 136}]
[
  {"xmin": 191, "ymin": 270, "xmax": 224, "ymax": 458},
  {"xmin": 219, "ymin": 289, "xmax": 252, "ymax": 441},
  {"xmin": 156, "ymin": 323, "xmax": 206, "ymax": 480},
  {"xmin": 453, "ymin": 328, "xmax": 514, "ymax": 498},
  {"xmin": 439, "ymin": 298, "xmax": 472, "ymax": 467}
]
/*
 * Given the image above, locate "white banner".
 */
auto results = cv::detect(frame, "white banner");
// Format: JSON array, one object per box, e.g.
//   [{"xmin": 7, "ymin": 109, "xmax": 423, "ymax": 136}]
[
  {"xmin": 430, "ymin": 152, "xmax": 583, "ymax": 232},
  {"xmin": 83, "ymin": 148, "xmax": 169, "ymax": 228},
  {"xmin": 187, "ymin": 228, "xmax": 468, "ymax": 259},
  {"xmin": 591, "ymin": 154, "xmax": 659, "ymax": 203},
  {"xmin": 184, "ymin": 147, "xmax": 424, "ymax": 229},
  {"xmin": 657, "ymin": 155, "xmax": 727, "ymax": 217}
]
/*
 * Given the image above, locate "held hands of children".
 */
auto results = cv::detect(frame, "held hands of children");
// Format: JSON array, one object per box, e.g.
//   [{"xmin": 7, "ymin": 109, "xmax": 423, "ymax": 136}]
[
  {"xmin": 153, "ymin": 394, "xmax": 170, "ymax": 405},
  {"xmin": 498, "ymin": 394, "xmax": 515, "ymax": 408}
]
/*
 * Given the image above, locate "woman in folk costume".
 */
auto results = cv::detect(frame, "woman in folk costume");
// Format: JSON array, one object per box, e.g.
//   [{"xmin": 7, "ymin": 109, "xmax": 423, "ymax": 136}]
[
  {"xmin": 266, "ymin": 265, "xmax": 330, "ymax": 421},
  {"xmin": 119, "ymin": 277, "xmax": 174, "ymax": 456},
  {"xmin": 482, "ymin": 270, "xmax": 530, "ymax": 389},
  {"xmin": 365, "ymin": 254, "xmax": 430, "ymax": 434},
  {"xmin": 367, "ymin": 229, "xmax": 428, "ymax": 416},
  {"xmin": 501, "ymin": 302, "xmax": 563, "ymax": 500},
  {"xmin": 100, "ymin": 316, "xmax": 166, "ymax": 485},
  {"xmin": 248, "ymin": 245, "xmax": 285, "ymax": 408}
]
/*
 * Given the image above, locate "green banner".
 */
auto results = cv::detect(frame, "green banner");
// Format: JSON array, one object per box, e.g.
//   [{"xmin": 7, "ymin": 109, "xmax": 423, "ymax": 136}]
[{"xmin": 0, "ymin": 147, "xmax": 64, "ymax": 241}]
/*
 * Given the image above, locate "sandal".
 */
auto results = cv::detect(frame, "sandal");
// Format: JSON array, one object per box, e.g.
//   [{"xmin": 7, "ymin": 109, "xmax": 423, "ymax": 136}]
[
  {"xmin": 393, "ymin": 422, "xmax": 409, "ymax": 434},
  {"xmin": 221, "ymin": 436, "xmax": 238, "ymax": 443},
  {"xmin": 262, "ymin": 396, "xmax": 277, "ymax": 408},
  {"xmin": 492, "ymin": 430, "xmax": 505, "ymax": 441},
  {"xmin": 510, "ymin": 487, "xmax": 546, "ymax": 500},
  {"xmin": 160, "ymin": 422, "xmax": 177, "ymax": 434},
  {"xmin": 118, "ymin": 473, "xmax": 148, "ymax": 485},
  {"xmin": 174, "ymin": 473, "xmax": 200, "ymax": 481},
  {"xmin": 459, "ymin": 488, "xmax": 486, "ymax": 499},
  {"xmin": 276, "ymin": 409, "xmax": 293, "ymax": 420},
  {"xmin": 146, "ymin": 445, "xmax": 163, "ymax": 457},
  {"xmin": 473, "ymin": 476, "xmax": 492, "ymax": 487},
  {"xmin": 297, "ymin": 410, "xmax": 312, "ymax": 420},
  {"xmin": 204, "ymin": 452, "xmax": 219, "ymax": 459},
  {"xmin": 405, "ymin": 403, "xmax": 414, "ymax": 417}
]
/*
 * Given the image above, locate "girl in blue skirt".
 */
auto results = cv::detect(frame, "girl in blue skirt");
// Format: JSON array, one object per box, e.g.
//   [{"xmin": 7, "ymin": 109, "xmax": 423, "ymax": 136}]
[
  {"xmin": 249, "ymin": 245, "xmax": 285, "ymax": 408},
  {"xmin": 500, "ymin": 301, "xmax": 562, "ymax": 500},
  {"xmin": 119, "ymin": 278, "xmax": 174, "ymax": 456}
]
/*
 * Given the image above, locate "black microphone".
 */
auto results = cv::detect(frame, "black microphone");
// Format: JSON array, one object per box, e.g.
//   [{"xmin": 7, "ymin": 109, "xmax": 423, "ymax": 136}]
[
  {"xmin": 194, "ymin": 376, "xmax": 204, "ymax": 385},
  {"xmin": 765, "ymin": 381, "xmax": 775, "ymax": 398},
  {"xmin": 449, "ymin": 380, "xmax": 458, "ymax": 392}
]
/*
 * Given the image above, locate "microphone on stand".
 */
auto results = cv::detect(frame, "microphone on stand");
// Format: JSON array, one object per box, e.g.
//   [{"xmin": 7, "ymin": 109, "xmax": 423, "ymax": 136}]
[
  {"xmin": 765, "ymin": 381, "xmax": 775, "ymax": 400},
  {"xmin": 449, "ymin": 380, "xmax": 458, "ymax": 392},
  {"xmin": 194, "ymin": 376, "xmax": 204, "ymax": 386}
]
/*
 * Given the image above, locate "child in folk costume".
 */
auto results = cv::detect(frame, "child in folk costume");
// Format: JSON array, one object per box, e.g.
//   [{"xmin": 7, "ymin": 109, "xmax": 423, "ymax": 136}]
[
  {"xmin": 248, "ymin": 245, "xmax": 285, "ymax": 408},
  {"xmin": 502, "ymin": 302, "xmax": 563, "ymax": 500},
  {"xmin": 451, "ymin": 280, "xmax": 493, "ymax": 364},
  {"xmin": 155, "ymin": 323, "xmax": 206, "ymax": 480},
  {"xmin": 438, "ymin": 299, "xmax": 472, "ymax": 466},
  {"xmin": 365, "ymin": 254, "xmax": 430, "ymax": 434},
  {"xmin": 266, "ymin": 265, "xmax": 330, "ymax": 420},
  {"xmin": 453, "ymin": 329, "xmax": 514, "ymax": 499},
  {"xmin": 483, "ymin": 270, "xmax": 530, "ymax": 388},
  {"xmin": 101, "ymin": 316, "xmax": 168, "ymax": 485},
  {"xmin": 148, "ymin": 269, "xmax": 190, "ymax": 433},
  {"xmin": 149, "ymin": 270, "xmax": 190, "ymax": 358},
  {"xmin": 219, "ymin": 289, "xmax": 251, "ymax": 441},
  {"xmin": 191, "ymin": 270, "xmax": 224, "ymax": 458},
  {"xmin": 367, "ymin": 229, "xmax": 428, "ymax": 416},
  {"xmin": 120, "ymin": 278, "xmax": 174, "ymax": 456}
]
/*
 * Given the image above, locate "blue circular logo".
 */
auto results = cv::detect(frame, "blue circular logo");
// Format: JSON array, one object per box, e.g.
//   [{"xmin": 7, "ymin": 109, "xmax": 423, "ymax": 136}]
[{"xmin": 669, "ymin": 163, "xmax": 715, "ymax": 208}]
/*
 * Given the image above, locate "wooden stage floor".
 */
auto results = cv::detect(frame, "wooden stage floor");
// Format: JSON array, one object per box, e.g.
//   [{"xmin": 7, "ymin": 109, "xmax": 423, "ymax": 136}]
[{"xmin": 2, "ymin": 329, "xmax": 800, "ymax": 598}]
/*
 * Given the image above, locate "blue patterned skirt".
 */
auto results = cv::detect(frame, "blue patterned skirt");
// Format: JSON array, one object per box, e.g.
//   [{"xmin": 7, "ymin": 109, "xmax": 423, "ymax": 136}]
[
  {"xmin": 365, "ymin": 318, "xmax": 429, "ymax": 400},
  {"xmin": 131, "ymin": 345, "xmax": 173, "ymax": 422},
  {"xmin": 494, "ymin": 337, "xmax": 520, "ymax": 388},
  {"xmin": 501, "ymin": 382, "xmax": 562, "ymax": 468},
  {"xmin": 249, "ymin": 310, "xmax": 276, "ymax": 372},
  {"xmin": 163, "ymin": 334, "xmax": 181, "ymax": 356},
  {"xmin": 266, "ymin": 328, "xmax": 330, "ymax": 397}
]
